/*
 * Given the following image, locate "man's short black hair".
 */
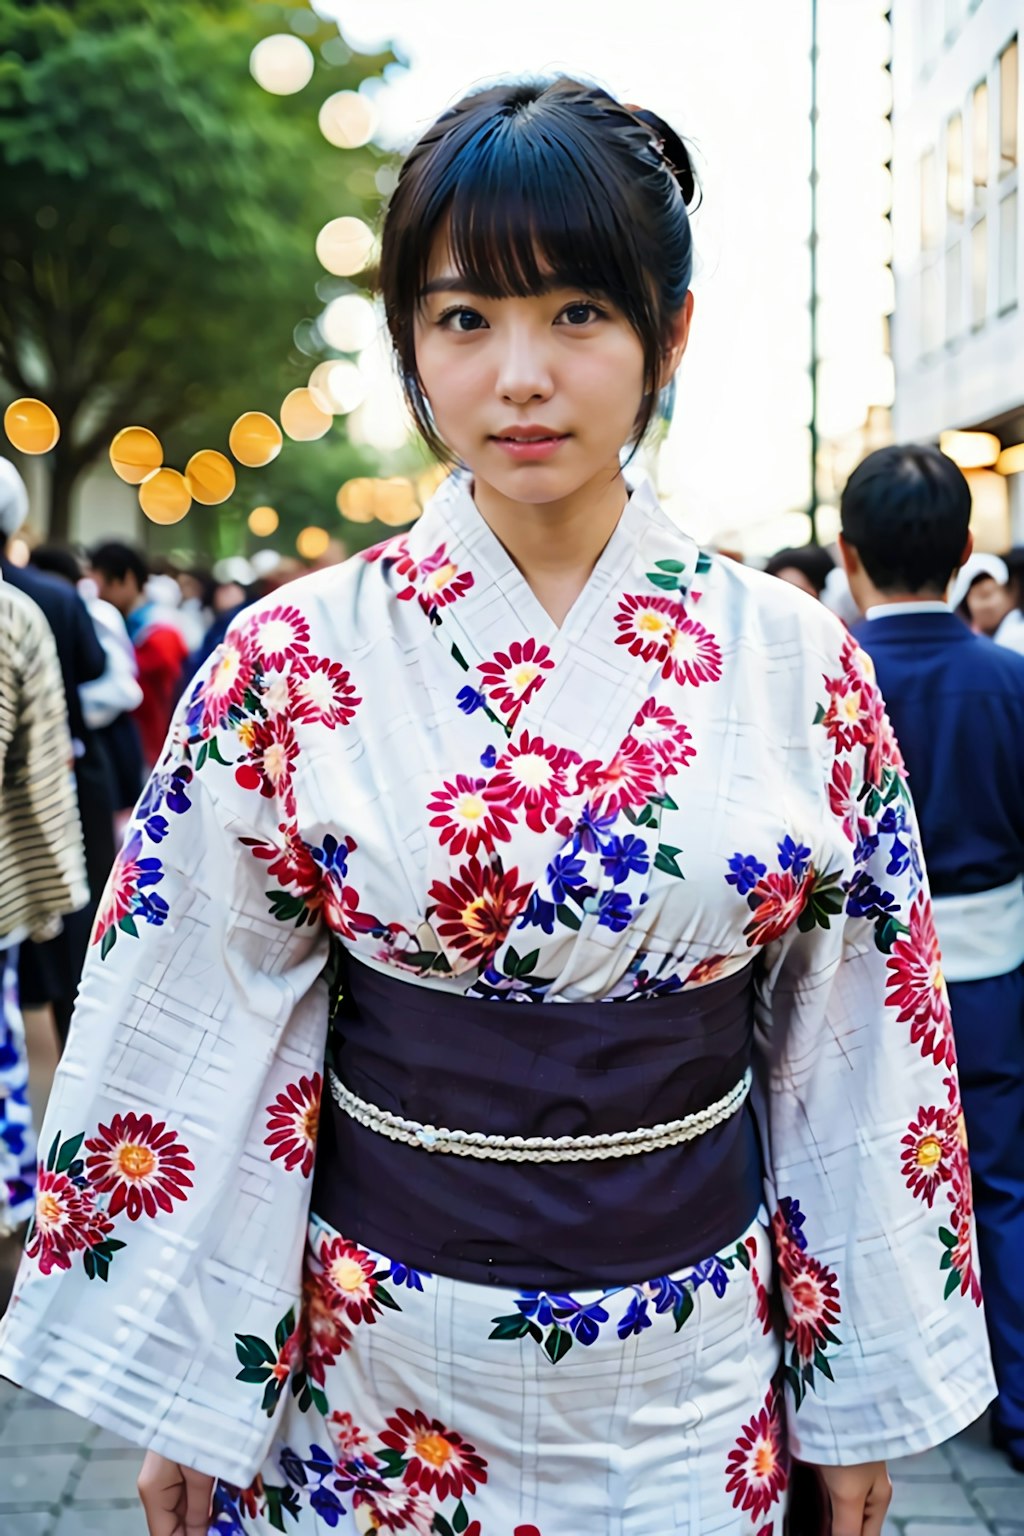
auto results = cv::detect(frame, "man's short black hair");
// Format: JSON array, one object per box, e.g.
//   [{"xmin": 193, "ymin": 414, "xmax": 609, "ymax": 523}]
[
  {"xmin": 840, "ymin": 443, "xmax": 971, "ymax": 595},
  {"xmin": 90, "ymin": 540, "xmax": 149, "ymax": 589},
  {"xmin": 764, "ymin": 544, "xmax": 835, "ymax": 595}
]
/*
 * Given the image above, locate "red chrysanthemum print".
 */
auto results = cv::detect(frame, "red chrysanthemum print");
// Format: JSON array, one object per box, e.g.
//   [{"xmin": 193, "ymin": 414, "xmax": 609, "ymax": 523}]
[
  {"xmin": 783, "ymin": 1248, "xmax": 842, "ymax": 1362},
  {"xmin": 614, "ymin": 593, "xmax": 686, "ymax": 664},
  {"xmin": 246, "ymin": 603, "xmax": 311, "ymax": 670},
  {"xmin": 288, "ymin": 656, "xmax": 361, "ymax": 729},
  {"xmin": 631, "ymin": 697, "xmax": 698, "ymax": 768},
  {"xmin": 820, "ymin": 659, "xmax": 876, "ymax": 752},
  {"xmin": 92, "ymin": 843, "xmax": 138, "ymax": 946},
  {"xmin": 350, "ymin": 1476, "xmax": 434, "ymax": 1536},
  {"xmin": 828, "ymin": 757, "xmax": 863, "ymax": 843},
  {"xmin": 84, "ymin": 1112, "xmax": 195, "ymax": 1221},
  {"xmin": 428, "ymin": 774, "xmax": 516, "ymax": 857},
  {"xmin": 949, "ymin": 1150, "xmax": 982, "ymax": 1305},
  {"xmin": 416, "ymin": 543, "xmax": 474, "ymax": 613},
  {"xmin": 885, "ymin": 894, "xmax": 955, "ymax": 1067},
  {"xmin": 577, "ymin": 736, "xmax": 662, "ymax": 816},
  {"xmin": 327, "ymin": 1411, "xmax": 376, "ymax": 1463},
  {"xmin": 477, "ymin": 637, "xmax": 555, "ymax": 725},
  {"xmin": 865, "ymin": 690, "xmax": 907, "ymax": 790},
  {"xmin": 428, "ymin": 857, "xmax": 531, "ymax": 965},
  {"xmin": 301, "ymin": 1273, "xmax": 353, "ymax": 1385},
  {"xmin": 901, "ymin": 1103, "xmax": 955, "ymax": 1206},
  {"xmin": 264, "ymin": 1073, "xmax": 321, "ymax": 1178},
  {"xmin": 235, "ymin": 715, "xmax": 299, "ymax": 800},
  {"xmin": 725, "ymin": 1388, "xmax": 789, "ymax": 1523},
  {"xmin": 196, "ymin": 631, "xmax": 254, "ymax": 732},
  {"xmin": 380, "ymin": 1406, "xmax": 489, "ymax": 1501},
  {"xmin": 743, "ymin": 867, "xmax": 814, "ymax": 946},
  {"xmin": 663, "ymin": 616, "xmax": 723, "ymax": 686},
  {"xmin": 26, "ymin": 1167, "xmax": 113, "ymax": 1276},
  {"xmin": 685, "ymin": 953, "xmax": 734, "ymax": 987},
  {"xmin": 486, "ymin": 733, "xmax": 580, "ymax": 834},
  {"xmin": 243, "ymin": 819, "xmax": 322, "ymax": 897},
  {"xmin": 318, "ymin": 871, "xmax": 377, "ymax": 941},
  {"xmin": 318, "ymin": 1235, "xmax": 381, "ymax": 1324}
]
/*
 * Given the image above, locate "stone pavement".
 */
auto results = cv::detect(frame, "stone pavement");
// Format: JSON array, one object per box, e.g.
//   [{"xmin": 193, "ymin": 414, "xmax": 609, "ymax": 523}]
[{"xmin": 0, "ymin": 1360, "xmax": 1019, "ymax": 1534}]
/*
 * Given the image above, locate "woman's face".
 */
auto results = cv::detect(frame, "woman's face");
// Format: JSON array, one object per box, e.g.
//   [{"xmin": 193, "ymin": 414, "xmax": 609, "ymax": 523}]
[
  {"xmin": 966, "ymin": 575, "xmax": 1016, "ymax": 634},
  {"xmin": 413, "ymin": 239, "xmax": 690, "ymax": 508}
]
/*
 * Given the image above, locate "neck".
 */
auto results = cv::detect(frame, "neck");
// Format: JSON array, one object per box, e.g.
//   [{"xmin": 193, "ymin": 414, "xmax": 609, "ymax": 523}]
[
  {"xmin": 868, "ymin": 591, "xmax": 947, "ymax": 608},
  {"xmin": 471, "ymin": 458, "xmax": 630, "ymax": 626}
]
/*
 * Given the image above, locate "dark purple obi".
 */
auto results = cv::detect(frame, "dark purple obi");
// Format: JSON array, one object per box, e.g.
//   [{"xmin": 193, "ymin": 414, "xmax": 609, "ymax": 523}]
[{"xmin": 313, "ymin": 957, "xmax": 762, "ymax": 1289}]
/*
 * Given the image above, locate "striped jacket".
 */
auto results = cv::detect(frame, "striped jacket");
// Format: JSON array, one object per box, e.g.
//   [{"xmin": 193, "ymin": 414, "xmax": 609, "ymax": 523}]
[{"xmin": 0, "ymin": 580, "xmax": 88, "ymax": 945}]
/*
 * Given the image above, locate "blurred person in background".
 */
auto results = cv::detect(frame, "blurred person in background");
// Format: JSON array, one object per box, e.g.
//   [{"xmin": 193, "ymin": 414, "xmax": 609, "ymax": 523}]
[
  {"xmin": 89, "ymin": 540, "xmax": 189, "ymax": 772},
  {"xmin": 764, "ymin": 542, "xmax": 835, "ymax": 599},
  {"xmin": 0, "ymin": 582, "xmax": 88, "ymax": 1233},
  {"xmin": 176, "ymin": 565, "xmax": 216, "ymax": 650},
  {"xmin": 30, "ymin": 544, "xmax": 146, "ymax": 834},
  {"xmin": 841, "ymin": 443, "xmax": 1024, "ymax": 1473},
  {"xmin": 948, "ymin": 552, "xmax": 1024, "ymax": 655},
  {"xmin": 0, "ymin": 459, "xmax": 111, "ymax": 1043}
]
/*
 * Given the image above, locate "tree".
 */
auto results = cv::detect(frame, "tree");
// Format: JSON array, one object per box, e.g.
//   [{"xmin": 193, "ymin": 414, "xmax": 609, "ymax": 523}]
[{"xmin": 0, "ymin": 0, "xmax": 397, "ymax": 540}]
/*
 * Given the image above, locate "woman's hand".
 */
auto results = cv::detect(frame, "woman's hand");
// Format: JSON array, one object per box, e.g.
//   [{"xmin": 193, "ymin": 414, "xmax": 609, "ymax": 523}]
[
  {"xmin": 812, "ymin": 1460, "xmax": 892, "ymax": 1536},
  {"xmin": 137, "ymin": 1450, "xmax": 215, "ymax": 1536}
]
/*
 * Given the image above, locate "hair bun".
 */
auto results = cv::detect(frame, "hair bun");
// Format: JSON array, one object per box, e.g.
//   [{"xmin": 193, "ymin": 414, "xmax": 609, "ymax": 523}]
[{"xmin": 627, "ymin": 106, "xmax": 699, "ymax": 208}]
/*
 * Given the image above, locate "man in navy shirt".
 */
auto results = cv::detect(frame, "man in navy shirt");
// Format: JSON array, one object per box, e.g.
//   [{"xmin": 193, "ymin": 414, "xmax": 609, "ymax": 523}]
[{"xmin": 840, "ymin": 443, "xmax": 1024, "ymax": 1471}]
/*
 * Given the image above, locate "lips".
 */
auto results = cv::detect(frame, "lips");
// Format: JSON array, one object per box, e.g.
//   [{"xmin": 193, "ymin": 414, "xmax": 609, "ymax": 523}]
[{"xmin": 490, "ymin": 428, "xmax": 569, "ymax": 442}]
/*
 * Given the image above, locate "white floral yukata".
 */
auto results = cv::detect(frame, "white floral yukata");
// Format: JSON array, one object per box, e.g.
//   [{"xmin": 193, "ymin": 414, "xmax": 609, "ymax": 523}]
[{"xmin": 0, "ymin": 474, "xmax": 995, "ymax": 1535}]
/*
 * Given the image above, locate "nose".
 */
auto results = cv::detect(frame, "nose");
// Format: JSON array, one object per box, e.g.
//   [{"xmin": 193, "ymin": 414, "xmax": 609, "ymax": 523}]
[{"xmin": 494, "ymin": 323, "xmax": 554, "ymax": 406}]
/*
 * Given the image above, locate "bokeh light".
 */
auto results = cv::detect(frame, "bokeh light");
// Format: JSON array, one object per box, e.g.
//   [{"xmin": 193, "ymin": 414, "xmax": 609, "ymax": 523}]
[
  {"xmin": 109, "ymin": 426, "xmax": 162, "ymax": 484},
  {"xmin": 248, "ymin": 505, "xmax": 280, "ymax": 537},
  {"xmin": 229, "ymin": 412, "xmax": 284, "ymax": 468},
  {"xmin": 308, "ymin": 359, "xmax": 367, "ymax": 415},
  {"xmin": 320, "ymin": 293, "xmax": 377, "ymax": 352},
  {"xmin": 139, "ymin": 468, "xmax": 192, "ymax": 525},
  {"xmin": 4, "ymin": 398, "xmax": 59, "ymax": 455},
  {"xmin": 186, "ymin": 449, "xmax": 236, "ymax": 505},
  {"xmin": 280, "ymin": 388, "xmax": 333, "ymax": 442},
  {"xmin": 297, "ymin": 525, "xmax": 331, "ymax": 559},
  {"xmin": 249, "ymin": 34, "xmax": 315, "ymax": 96},
  {"xmin": 336, "ymin": 476, "xmax": 419, "ymax": 526},
  {"xmin": 315, "ymin": 216, "xmax": 376, "ymax": 277},
  {"xmin": 939, "ymin": 430, "xmax": 1001, "ymax": 470},
  {"xmin": 337, "ymin": 477, "xmax": 377, "ymax": 523},
  {"xmin": 318, "ymin": 90, "xmax": 378, "ymax": 149}
]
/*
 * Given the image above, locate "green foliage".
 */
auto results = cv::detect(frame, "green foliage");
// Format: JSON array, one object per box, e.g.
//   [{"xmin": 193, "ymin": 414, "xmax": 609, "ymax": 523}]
[{"xmin": 0, "ymin": 0, "xmax": 399, "ymax": 540}]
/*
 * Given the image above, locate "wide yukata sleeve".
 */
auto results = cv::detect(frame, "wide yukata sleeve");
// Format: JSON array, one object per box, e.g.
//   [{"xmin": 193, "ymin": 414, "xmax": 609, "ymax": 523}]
[
  {"xmin": 0, "ymin": 613, "xmax": 331, "ymax": 1486},
  {"xmin": 752, "ymin": 627, "xmax": 995, "ymax": 1464}
]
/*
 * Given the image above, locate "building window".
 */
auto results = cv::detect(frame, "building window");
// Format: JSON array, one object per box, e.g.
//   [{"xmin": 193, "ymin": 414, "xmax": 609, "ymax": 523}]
[
  {"xmin": 999, "ymin": 38, "xmax": 1018, "ymax": 178},
  {"xmin": 921, "ymin": 148, "xmax": 940, "ymax": 249},
  {"xmin": 922, "ymin": 260, "xmax": 942, "ymax": 353},
  {"xmin": 973, "ymin": 79, "xmax": 990, "ymax": 205},
  {"xmin": 1000, "ymin": 189, "xmax": 1018, "ymax": 310},
  {"xmin": 947, "ymin": 112, "xmax": 965, "ymax": 218},
  {"xmin": 946, "ymin": 236, "xmax": 963, "ymax": 338},
  {"xmin": 971, "ymin": 215, "xmax": 988, "ymax": 325}
]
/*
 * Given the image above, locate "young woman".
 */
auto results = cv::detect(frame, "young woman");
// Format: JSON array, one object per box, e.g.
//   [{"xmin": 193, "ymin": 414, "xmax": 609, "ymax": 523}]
[{"xmin": 0, "ymin": 78, "xmax": 993, "ymax": 1536}]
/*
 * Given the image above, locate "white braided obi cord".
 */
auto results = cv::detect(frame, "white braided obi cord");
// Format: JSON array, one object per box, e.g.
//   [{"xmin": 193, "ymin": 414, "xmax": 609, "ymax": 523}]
[{"xmin": 328, "ymin": 1067, "xmax": 753, "ymax": 1164}]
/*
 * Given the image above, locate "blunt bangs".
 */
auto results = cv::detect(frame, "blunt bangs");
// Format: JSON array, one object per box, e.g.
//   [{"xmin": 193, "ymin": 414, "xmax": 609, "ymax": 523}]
[{"xmin": 379, "ymin": 78, "xmax": 695, "ymax": 460}]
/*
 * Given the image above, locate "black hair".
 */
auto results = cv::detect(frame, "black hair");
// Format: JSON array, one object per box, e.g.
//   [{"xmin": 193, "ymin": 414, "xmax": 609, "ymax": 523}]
[
  {"xmin": 90, "ymin": 540, "xmax": 149, "ymax": 589},
  {"xmin": 763, "ymin": 544, "xmax": 835, "ymax": 595},
  {"xmin": 30, "ymin": 544, "xmax": 83, "ymax": 586},
  {"xmin": 379, "ymin": 76, "xmax": 698, "ymax": 460},
  {"xmin": 1001, "ymin": 546, "xmax": 1024, "ymax": 611},
  {"xmin": 840, "ymin": 443, "xmax": 972, "ymax": 595}
]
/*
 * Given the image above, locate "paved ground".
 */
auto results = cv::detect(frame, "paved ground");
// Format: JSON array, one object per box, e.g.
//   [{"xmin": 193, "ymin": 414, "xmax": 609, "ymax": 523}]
[{"xmin": 1, "ymin": 1010, "xmax": 1021, "ymax": 1533}]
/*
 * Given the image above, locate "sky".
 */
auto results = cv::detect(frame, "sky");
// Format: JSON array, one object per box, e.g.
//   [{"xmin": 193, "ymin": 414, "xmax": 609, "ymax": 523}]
[{"xmin": 314, "ymin": 0, "xmax": 890, "ymax": 553}]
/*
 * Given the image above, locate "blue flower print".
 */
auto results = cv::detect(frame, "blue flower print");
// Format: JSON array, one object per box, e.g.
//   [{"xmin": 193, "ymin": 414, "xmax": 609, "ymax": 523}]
[
  {"xmin": 310, "ymin": 1486, "xmax": 345, "ymax": 1525},
  {"xmin": 480, "ymin": 743, "xmax": 498, "ymax": 769},
  {"xmin": 845, "ymin": 872, "xmax": 900, "ymax": 921},
  {"xmin": 777, "ymin": 835, "xmax": 811, "ymax": 879},
  {"xmin": 617, "ymin": 1293, "xmax": 652, "ymax": 1338},
  {"xmin": 567, "ymin": 1300, "xmax": 610, "ymax": 1346},
  {"xmin": 601, "ymin": 834, "xmax": 650, "ymax": 885},
  {"xmin": 546, "ymin": 851, "xmax": 587, "ymax": 903},
  {"xmin": 726, "ymin": 853, "xmax": 767, "ymax": 896},
  {"xmin": 311, "ymin": 834, "xmax": 349, "ymax": 878},
  {"xmin": 573, "ymin": 804, "xmax": 619, "ymax": 854},
  {"xmin": 457, "ymin": 684, "xmax": 488, "ymax": 715},
  {"xmin": 689, "ymin": 1255, "xmax": 730, "ymax": 1297},
  {"xmin": 595, "ymin": 890, "xmax": 633, "ymax": 932},
  {"xmin": 388, "ymin": 1259, "xmax": 429, "ymax": 1291},
  {"xmin": 517, "ymin": 891, "xmax": 557, "ymax": 935},
  {"xmin": 515, "ymin": 1291, "xmax": 578, "ymax": 1325},
  {"xmin": 777, "ymin": 1196, "xmax": 808, "ymax": 1252}
]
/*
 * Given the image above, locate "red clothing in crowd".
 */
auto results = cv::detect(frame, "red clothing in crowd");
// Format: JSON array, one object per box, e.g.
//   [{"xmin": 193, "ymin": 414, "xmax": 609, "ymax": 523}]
[{"xmin": 132, "ymin": 619, "xmax": 188, "ymax": 769}]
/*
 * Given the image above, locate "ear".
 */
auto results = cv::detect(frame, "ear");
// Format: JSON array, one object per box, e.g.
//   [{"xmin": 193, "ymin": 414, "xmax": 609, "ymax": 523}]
[
  {"xmin": 837, "ymin": 532, "xmax": 860, "ymax": 581},
  {"xmin": 658, "ymin": 290, "xmax": 695, "ymax": 388},
  {"xmin": 955, "ymin": 528, "xmax": 975, "ymax": 569}
]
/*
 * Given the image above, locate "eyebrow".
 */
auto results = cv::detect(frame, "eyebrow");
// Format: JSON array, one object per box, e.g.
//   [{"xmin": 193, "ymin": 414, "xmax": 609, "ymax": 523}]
[{"xmin": 418, "ymin": 274, "xmax": 491, "ymax": 298}]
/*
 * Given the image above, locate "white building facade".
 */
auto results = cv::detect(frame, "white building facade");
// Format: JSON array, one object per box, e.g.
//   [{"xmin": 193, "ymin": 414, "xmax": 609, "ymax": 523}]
[{"xmin": 892, "ymin": 0, "xmax": 1022, "ymax": 542}]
